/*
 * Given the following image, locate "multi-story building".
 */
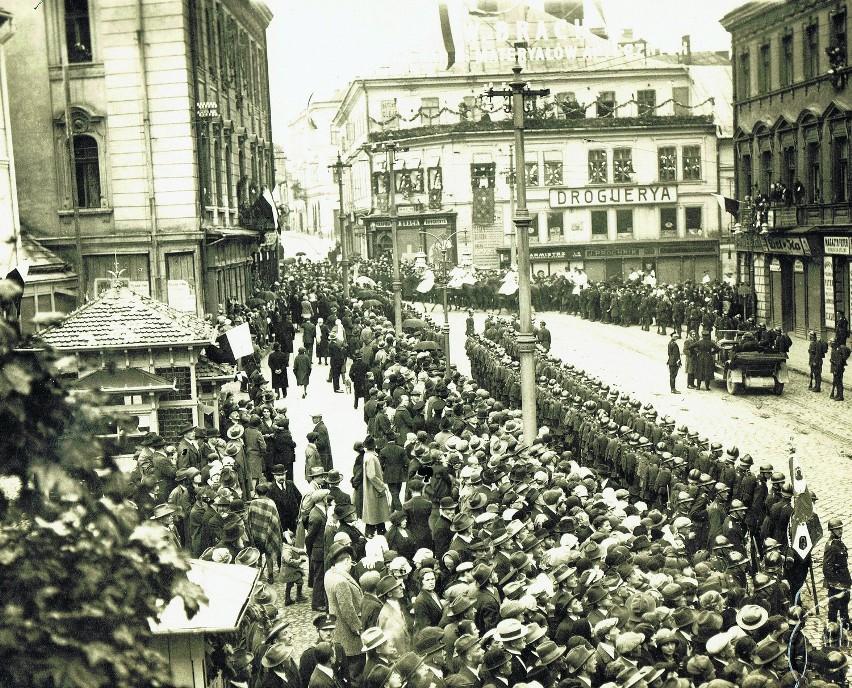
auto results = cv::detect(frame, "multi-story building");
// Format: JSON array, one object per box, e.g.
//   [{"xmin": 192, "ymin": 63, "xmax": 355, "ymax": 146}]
[
  {"xmin": 286, "ymin": 91, "xmax": 344, "ymax": 241},
  {"xmin": 329, "ymin": 7, "xmax": 733, "ymax": 282},
  {"xmin": 0, "ymin": 6, "xmax": 17, "ymax": 276},
  {"xmin": 722, "ymin": 0, "xmax": 852, "ymax": 338},
  {"xmin": 6, "ymin": 0, "xmax": 276, "ymax": 318}
]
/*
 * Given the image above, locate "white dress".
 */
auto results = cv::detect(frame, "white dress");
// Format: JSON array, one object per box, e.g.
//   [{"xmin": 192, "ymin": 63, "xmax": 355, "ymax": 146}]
[
  {"xmin": 416, "ymin": 269, "xmax": 435, "ymax": 294},
  {"xmin": 498, "ymin": 270, "xmax": 519, "ymax": 296}
]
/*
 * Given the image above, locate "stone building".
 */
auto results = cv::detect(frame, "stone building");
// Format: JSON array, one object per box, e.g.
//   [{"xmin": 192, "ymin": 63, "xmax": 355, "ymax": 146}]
[
  {"xmin": 5, "ymin": 0, "xmax": 276, "ymax": 319},
  {"xmin": 722, "ymin": 0, "xmax": 852, "ymax": 338}
]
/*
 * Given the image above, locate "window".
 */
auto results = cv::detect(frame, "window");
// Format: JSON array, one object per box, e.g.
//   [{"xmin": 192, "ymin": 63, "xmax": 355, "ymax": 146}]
[
  {"xmin": 660, "ymin": 207, "xmax": 678, "ymax": 236},
  {"xmin": 658, "ymin": 147, "xmax": 677, "ymax": 181},
  {"xmin": 807, "ymin": 141, "xmax": 821, "ymax": 202},
  {"xmin": 637, "ymin": 89, "xmax": 656, "ymax": 117},
  {"xmin": 833, "ymin": 10, "xmax": 847, "ymax": 61},
  {"xmin": 758, "ymin": 43, "xmax": 771, "ymax": 93},
  {"xmin": 546, "ymin": 211, "xmax": 563, "ymax": 241},
  {"xmin": 555, "ymin": 91, "xmax": 584, "ymax": 119},
  {"xmin": 834, "ymin": 136, "xmax": 848, "ymax": 202},
  {"xmin": 685, "ymin": 207, "xmax": 703, "ymax": 235},
  {"xmin": 588, "ymin": 149, "xmax": 607, "ymax": 184},
  {"xmin": 780, "ymin": 33, "xmax": 794, "ymax": 86},
  {"xmin": 65, "ymin": 0, "xmax": 92, "ymax": 63},
  {"xmin": 529, "ymin": 214, "xmax": 540, "ymax": 243},
  {"xmin": 613, "ymin": 148, "xmax": 634, "ymax": 183},
  {"xmin": 381, "ymin": 100, "xmax": 399, "ymax": 130},
  {"xmin": 224, "ymin": 142, "xmax": 233, "ymax": 207},
  {"xmin": 462, "ymin": 95, "xmax": 481, "ymax": 122},
  {"xmin": 682, "ymin": 145, "xmax": 701, "ymax": 180},
  {"xmin": 73, "ymin": 135, "xmax": 101, "ymax": 208},
  {"xmin": 738, "ymin": 51, "xmax": 751, "ymax": 99},
  {"xmin": 740, "ymin": 153, "xmax": 753, "ymax": 199},
  {"xmin": 804, "ymin": 23, "xmax": 820, "ymax": 79},
  {"xmin": 760, "ymin": 149, "xmax": 772, "ymax": 195},
  {"xmin": 591, "ymin": 210, "xmax": 608, "ymax": 237},
  {"xmin": 672, "ymin": 87, "xmax": 690, "ymax": 115},
  {"xmin": 596, "ymin": 91, "xmax": 615, "ymax": 118},
  {"xmin": 616, "ymin": 209, "xmax": 633, "ymax": 236},
  {"xmin": 525, "ymin": 162, "xmax": 539, "ymax": 186},
  {"xmin": 330, "ymin": 127, "xmax": 338, "ymax": 145},
  {"xmin": 544, "ymin": 160, "xmax": 563, "ymax": 186},
  {"xmin": 213, "ymin": 140, "xmax": 223, "ymax": 206},
  {"xmin": 420, "ymin": 97, "xmax": 440, "ymax": 125},
  {"xmin": 783, "ymin": 145, "xmax": 796, "ymax": 191}
]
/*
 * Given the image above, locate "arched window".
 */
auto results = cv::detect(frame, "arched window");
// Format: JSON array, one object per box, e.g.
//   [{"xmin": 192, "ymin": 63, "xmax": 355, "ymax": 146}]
[
  {"xmin": 65, "ymin": 0, "xmax": 92, "ymax": 63},
  {"xmin": 73, "ymin": 135, "xmax": 100, "ymax": 208}
]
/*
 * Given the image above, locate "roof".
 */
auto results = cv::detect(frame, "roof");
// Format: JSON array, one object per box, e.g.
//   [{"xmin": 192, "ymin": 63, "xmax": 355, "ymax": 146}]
[
  {"xmin": 150, "ymin": 559, "xmax": 259, "ymax": 635},
  {"xmin": 18, "ymin": 232, "xmax": 76, "ymax": 283},
  {"xmin": 72, "ymin": 367, "xmax": 176, "ymax": 394},
  {"xmin": 196, "ymin": 356, "xmax": 235, "ymax": 381},
  {"xmin": 38, "ymin": 286, "xmax": 217, "ymax": 350}
]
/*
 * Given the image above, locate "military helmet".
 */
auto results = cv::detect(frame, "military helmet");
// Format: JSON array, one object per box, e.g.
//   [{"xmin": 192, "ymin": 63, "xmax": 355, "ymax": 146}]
[
  {"xmin": 781, "ymin": 482, "xmax": 793, "ymax": 496},
  {"xmin": 713, "ymin": 536, "xmax": 732, "ymax": 550},
  {"xmin": 727, "ymin": 446, "xmax": 740, "ymax": 458},
  {"xmin": 770, "ymin": 472, "xmax": 785, "ymax": 484},
  {"xmin": 764, "ymin": 550, "xmax": 783, "ymax": 568}
]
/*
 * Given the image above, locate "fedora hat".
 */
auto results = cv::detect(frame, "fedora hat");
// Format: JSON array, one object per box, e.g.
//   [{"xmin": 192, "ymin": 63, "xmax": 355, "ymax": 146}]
[
  {"xmin": 376, "ymin": 575, "xmax": 403, "ymax": 598},
  {"xmin": 482, "ymin": 647, "xmax": 509, "ymax": 673},
  {"xmin": 150, "ymin": 503, "xmax": 176, "ymax": 520},
  {"xmin": 308, "ymin": 466, "xmax": 328, "ymax": 478},
  {"xmin": 451, "ymin": 512, "xmax": 475, "ymax": 532},
  {"xmin": 565, "ymin": 645, "xmax": 594, "ymax": 672},
  {"xmin": 736, "ymin": 604, "xmax": 769, "ymax": 631},
  {"xmin": 327, "ymin": 543, "xmax": 354, "ymax": 566},
  {"xmin": 449, "ymin": 594, "xmax": 475, "ymax": 616},
  {"xmin": 751, "ymin": 640, "xmax": 785, "ymax": 666},
  {"xmin": 392, "ymin": 652, "xmax": 425, "ymax": 682},
  {"xmin": 326, "ymin": 469, "xmax": 343, "ymax": 484},
  {"xmin": 360, "ymin": 627, "xmax": 389, "ymax": 652},
  {"xmin": 261, "ymin": 642, "xmax": 291, "ymax": 668},
  {"xmin": 494, "ymin": 618, "xmax": 527, "ymax": 642},
  {"xmin": 226, "ymin": 425, "xmax": 244, "ymax": 440},
  {"xmin": 413, "ymin": 627, "xmax": 445, "ymax": 656}
]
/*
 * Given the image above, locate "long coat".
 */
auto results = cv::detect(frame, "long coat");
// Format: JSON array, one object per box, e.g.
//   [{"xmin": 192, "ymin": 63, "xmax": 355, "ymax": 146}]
[
  {"xmin": 244, "ymin": 426, "xmax": 267, "ymax": 481},
  {"xmin": 348, "ymin": 358, "xmax": 369, "ymax": 399},
  {"xmin": 314, "ymin": 420, "xmax": 334, "ymax": 471},
  {"xmin": 324, "ymin": 567, "xmax": 364, "ymax": 657},
  {"xmin": 694, "ymin": 335, "xmax": 719, "ymax": 383},
  {"xmin": 293, "ymin": 352, "xmax": 312, "ymax": 386},
  {"xmin": 362, "ymin": 449, "xmax": 390, "ymax": 526},
  {"xmin": 378, "ymin": 600, "xmax": 412, "ymax": 655}
]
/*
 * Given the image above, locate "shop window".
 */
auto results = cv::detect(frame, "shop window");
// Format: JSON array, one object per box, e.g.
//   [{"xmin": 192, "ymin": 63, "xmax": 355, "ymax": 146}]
[
  {"xmin": 588, "ymin": 149, "xmax": 607, "ymax": 184},
  {"xmin": 804, "ymin": 22, "xmax": 820, "ymax": 79},
  {"xmin": 637, "ymin": 89, "xmax": 656, "ymax": 117},
  {"xmin": 658, "ymin": 147, "xmax": 677, "ymax": 181},
  {"xmin": 614, "ymin": 148, "xmax": 634, "ymax": 183},
  {"xmin": 682, "ymin": 145, "xmax": 701, "ymax": 180},
  {"xmin": 833, "ymin": 136, "xmax": 848, "ymax": 203},
  {"xmin": 685, "ymin": 206, "xmax": 703, "ymax": 235},
  {"xmin": 529, "ymin": 214, "xmax": 540, "ymax": 243},
  {"xmin": 73, "ymin": 135, "xmax": 101, "ymax": 209},
  {"xmin": 544, "ymin": 160, "xmax": 563, "ymax": 186},
  {"xmin": 758, "ymin": 43, "xmax": 771, "ymax": 93},
  {"xmin": 780, "ymin": 33, "xmax": 794, "ymax": 86},
  {"xmin": 672, "ymin": 86, "xmax": 690, "ymax": 115},
  {"xmin": 546, "ymin": 211, "xmax": 563, "ymax": 241},
  {"xmin": 738, "ymin": 51, "xmax": 751, "ymax": 99},
  {"xmin": 525, "ymin": 162, "xmax": 539, "ymax": 186},
  {"xmin": 596, "ymin": 91, "xmax": 615, "ymax": 118},
  {"xmin": 616, "ymin": 209, "xmax": 633, "ymax": 236},
  {"xmin": 660, "ymin": 207, "xmax": 678, "ymax": 236},
  {"xmin": 591, "ymin": 210, "xmax": 608, "ymax": 238},
  {"xmin": 65, "ymin": 0, "xmax": 92, "ymax": 63},
  {"xmin": 807, "ymin": 141, "xmax": 821, "ymax": 202},
  {"xmin": 420, "ymin": 97, "xmax": 440, "ymax": 125}
]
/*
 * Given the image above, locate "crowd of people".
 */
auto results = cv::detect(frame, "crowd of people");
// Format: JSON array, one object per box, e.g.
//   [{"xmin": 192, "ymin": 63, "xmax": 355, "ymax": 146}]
[{"xmin": 125, "ymin": 256, "xmax": 852, "ymax": 688}]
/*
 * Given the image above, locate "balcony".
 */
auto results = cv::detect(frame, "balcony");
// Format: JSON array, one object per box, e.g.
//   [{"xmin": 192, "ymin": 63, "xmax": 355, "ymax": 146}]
[{"xmin": 762, "ymin": 203, "xmax": 852, "ymax": 229}]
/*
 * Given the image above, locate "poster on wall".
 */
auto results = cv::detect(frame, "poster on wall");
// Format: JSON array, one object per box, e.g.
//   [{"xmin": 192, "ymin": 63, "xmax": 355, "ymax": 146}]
[
  {"xmin": 167, "ymin": 280, "xmax": 197, "ymax": 313},
  {"xmin": 824, "ymin": 257, "xmax": 835, "ymax": 329}
]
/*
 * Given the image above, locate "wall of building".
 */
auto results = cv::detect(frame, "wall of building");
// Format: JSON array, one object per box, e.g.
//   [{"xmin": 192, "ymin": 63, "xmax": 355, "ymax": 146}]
[{"xmin": 0, "ymin": 11, "xmax": 18, "ymax": 276}]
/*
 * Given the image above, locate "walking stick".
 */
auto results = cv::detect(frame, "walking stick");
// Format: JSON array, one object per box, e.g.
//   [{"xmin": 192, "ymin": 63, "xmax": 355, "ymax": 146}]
[{"xmin": 809, "ymin": 561, "xmax": 821, "ymax": 616}]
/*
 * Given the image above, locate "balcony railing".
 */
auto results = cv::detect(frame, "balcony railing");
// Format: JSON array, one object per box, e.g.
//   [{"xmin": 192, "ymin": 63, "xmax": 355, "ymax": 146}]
[{"xmin": 762, "ymin": 202, "xmax": 852, "ymax": 229}]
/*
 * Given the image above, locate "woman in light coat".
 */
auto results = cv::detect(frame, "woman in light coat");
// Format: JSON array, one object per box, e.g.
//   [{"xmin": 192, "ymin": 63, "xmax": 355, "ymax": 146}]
[{"xmin": 362, "ymin": 436, "xmax": 390, "ymax": 535}]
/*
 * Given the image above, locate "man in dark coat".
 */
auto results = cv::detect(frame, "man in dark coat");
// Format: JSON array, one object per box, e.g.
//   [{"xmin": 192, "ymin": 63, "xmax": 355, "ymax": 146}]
[
  {"xmin": 312, "ymin": 412, "xmax": 334, "ymax": 470},
  {"xmin": 667, "ymin": 332, "xmax": 682, "ymax": 394},
  {"xmin": 348, "ymin": 353, "xmax": 369, "ymax": 409},
  {"xmin": 268, "ymin": 464, "xmax": 302, "ymax": 536},
  {"xmin": 536, "ymin": 320, "xmax": 552, "ymax": 352},
  {"xmin": 830, "ymin": 338, "xmax": 851, "ymax": 401},
  {"xmin": 270, "ymin": 417, "xmax": 297, "ymax": 481},
  {"xmin": 329, "ymin": 333, "xmax": 347, "ymax": 393},
  {"xmin": 176, "ymin": 425, "xmax": 203, "ymax": 471},
  {"xmin": 824, "ymin": 518, "xmax": 852, "ymax": 628},
  {"xmin": 380, "ymin": 437, "xmax": 407, "ymax": 512},
  {"xmin": 302, "ymin": 320, "xmax": 317, "ymax": 360},
  {"xmin": 693, "ymin": 332, "xmax": 719, "ymax": 391},
  {"xmin": 808, "ymin": 330, "xmax": 829, "ymax": 392},
  {"xmin": 268, "ymin": 342, "xmax": 290, "ymax": 400},
  {"xmin": 403, "ymin": 477, "xmax": 433, "ymax": 553}
]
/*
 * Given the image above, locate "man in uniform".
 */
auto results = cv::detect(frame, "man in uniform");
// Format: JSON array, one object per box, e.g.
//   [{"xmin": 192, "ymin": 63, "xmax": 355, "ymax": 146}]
[
  {"xmin": 667, "ymin": 332, "xmax": 682, "ymax": 394},
  {"xmin": 830, "ymin": 338, "xmax": 851, "ymax": 401},
  {"xmin": 808, "ymin": 330, "xmax": 829, "ymax": 392},
  {"xmin": 824, "ymin": 518, "xmax": 852, "ymax": 630}
]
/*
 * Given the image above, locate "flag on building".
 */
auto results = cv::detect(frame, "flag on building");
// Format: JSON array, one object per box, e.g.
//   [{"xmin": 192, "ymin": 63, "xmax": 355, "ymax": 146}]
[{"xmin": 711, "ymin": 194, "xmax": 741, "ymax": 220}]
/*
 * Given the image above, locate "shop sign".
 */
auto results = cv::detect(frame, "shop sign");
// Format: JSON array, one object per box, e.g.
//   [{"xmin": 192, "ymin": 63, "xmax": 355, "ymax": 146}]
[
  {"xmin": 585, "ymin": 246, "xmax": 642, "ymax": 258},
  {"xmin": 825, "ymin": 257, "xmax": 836, "ymax": 329},
  {"xmin": 549, "ymin": 186, "xmax": 677, "ymax": 208},
  {"xmin": 794, "ymin": 259, "xmax": 804, "ymax": 273},
  {"xmin": 764, "ymin": 236, "xmax": 811, "ymax": 256},
  {"xmin": 769, "ymin": 258, "xmax": 781, "ymax": 272},
  {"xmin": 825, "ymin": 236, "xmax": 851, "ymax": 255}
]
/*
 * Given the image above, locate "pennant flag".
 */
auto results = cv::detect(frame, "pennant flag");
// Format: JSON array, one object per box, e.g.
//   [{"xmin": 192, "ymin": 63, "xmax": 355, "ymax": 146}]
[
  {"xmin": 306, "ymin": 93, "xmax": 318, "ymax": 130},
  {"xmin": 438, "ymin": 3, "xmax": 456, "ymax": 70},
  {"xmin": 712, "ymin": 194, "xmax": 741, "ymax": 220},
  {"xmin": 225, "ymin": 322, "xmax": 254, "ymax": 360},
  {"xmin": 262, "ymin": 187, "xmax": 278, "ymax": 230},
  {"xmin": 3, "ymin": 260, "xmax": 29, "ymax": 322},
  {"xmin": 788, "ymin": 450, "xmax": 822, "ymax": 559}
]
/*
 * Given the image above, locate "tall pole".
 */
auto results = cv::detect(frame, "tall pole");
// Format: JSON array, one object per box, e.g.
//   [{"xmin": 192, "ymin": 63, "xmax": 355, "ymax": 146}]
[
  {"xmin": 440, "ymin": 248, "xmax": 451, "ymax": 380},
  {"xmin": 387, "ymin": 145, "xmax": 403, "ymax": 336},
  {"xmin": 487, "ymin": 59, "xmax": 549, "ymax": 446},
  {"xmin": 329, "ymin": 153, "xmax": 351, "ymax": 300},
  {"xmin": 508, "ymin": 145, "xmax": 517, "ymax": 268}
]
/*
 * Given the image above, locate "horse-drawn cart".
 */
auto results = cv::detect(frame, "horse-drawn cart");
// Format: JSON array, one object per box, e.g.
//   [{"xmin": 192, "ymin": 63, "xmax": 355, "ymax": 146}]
[{"xmin": 715, "ymin": 331, "xmax": 789, "ymax": 395}]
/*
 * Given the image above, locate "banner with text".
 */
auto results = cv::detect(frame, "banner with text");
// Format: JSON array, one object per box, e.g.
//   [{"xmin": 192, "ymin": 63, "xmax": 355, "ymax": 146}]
[{"xmin": 550, "ymin": 185, "xmax": 677, "ymax": 208}]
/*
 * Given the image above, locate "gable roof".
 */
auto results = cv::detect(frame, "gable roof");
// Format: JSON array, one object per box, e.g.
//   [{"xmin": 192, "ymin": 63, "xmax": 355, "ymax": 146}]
[
  {"xmin": 39, "ymin": 286, "xmax": 217, "ymax": 350},
  {"xmin": 73, "ymin": 367, "xmax": 177, "ymax": 394}
]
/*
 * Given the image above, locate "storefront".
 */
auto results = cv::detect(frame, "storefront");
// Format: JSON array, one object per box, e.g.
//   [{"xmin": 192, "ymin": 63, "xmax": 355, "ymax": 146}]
[
  {"xmin": 363, "ymin": 211, "xmax": 459, "ymax": 263},
  {"xmin": 824, "ymin": 235, "xmax": 852, "ymax": 335},
  {"xmin": 761, "ymin": 234, "xmax": 822, "ymax": 338}
]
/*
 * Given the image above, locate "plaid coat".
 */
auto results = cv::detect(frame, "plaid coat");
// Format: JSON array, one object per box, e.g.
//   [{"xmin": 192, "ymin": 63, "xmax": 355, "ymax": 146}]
[{"xmin": 246, "ymin": 496, "xmax": 282, "ymax": 557}]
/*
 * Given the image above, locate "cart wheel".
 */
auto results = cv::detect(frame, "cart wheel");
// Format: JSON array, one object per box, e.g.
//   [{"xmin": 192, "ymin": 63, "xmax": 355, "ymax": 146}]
[
  {"xmin": 726, "ymin": 369, "xmax": 743, "ymax": 395},
  {"xmin": 773, "ymin": 381, "xmax": 784, "ymax": 395}
]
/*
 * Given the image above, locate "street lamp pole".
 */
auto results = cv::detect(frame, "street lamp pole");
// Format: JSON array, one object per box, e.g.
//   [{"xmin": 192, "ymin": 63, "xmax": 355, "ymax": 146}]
[
  {"xmin": 487, "ymin": 58, "xmax": 549, "ymax": 446},
  {"xmin": 329, "ymin": 152, "xmax": 352, "ymax": 301},
  {"xmin": 420, "ymin": 229, "xmax": 463, "ymax": 380}
]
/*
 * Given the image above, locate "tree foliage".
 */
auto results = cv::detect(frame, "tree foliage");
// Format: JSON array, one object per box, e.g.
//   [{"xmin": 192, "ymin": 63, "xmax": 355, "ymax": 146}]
[{"xmin": 0, "ymin": 281, "xmax": 205, "ymax": 688}]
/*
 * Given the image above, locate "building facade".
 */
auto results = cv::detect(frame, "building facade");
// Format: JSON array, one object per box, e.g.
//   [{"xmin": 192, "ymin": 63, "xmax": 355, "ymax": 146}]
[
  {"xmin": 6, "ymin": 0, "xmax": 276, "ymax": 319},
  {"xmin": 326, "ymin": 8, "xmax": 733, "ymax": 282},
  {"xmin": 723, "ymin": 0, "xmax": 852, "ymax": 338},
  {"xmin": 0, "ymin": 7, "xmax": 17, "ymax": 277}
]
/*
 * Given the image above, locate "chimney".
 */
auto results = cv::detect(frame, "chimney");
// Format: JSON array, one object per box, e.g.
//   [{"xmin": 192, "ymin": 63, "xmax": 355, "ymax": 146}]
[{"xmin": 681, "ymin": 35, "xmax": 692, "ymax": 65}]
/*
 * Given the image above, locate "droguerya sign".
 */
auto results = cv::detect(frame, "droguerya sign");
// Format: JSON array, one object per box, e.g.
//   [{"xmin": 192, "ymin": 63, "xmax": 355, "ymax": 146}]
[{"xmin": 549, "ymin": 186, "xmax": 678, "ymax": 208}]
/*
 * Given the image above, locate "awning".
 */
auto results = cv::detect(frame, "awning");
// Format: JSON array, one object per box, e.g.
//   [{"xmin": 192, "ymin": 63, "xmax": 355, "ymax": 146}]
[
  {"xmin": 205, "ymin": 227, "xmax": 260, "ymax": 239},
  {"xmin": 73, "ymin": 367, "xmax": 176, "ymax": 394},
  {"xmin": 150, "ymin": 560, "xmax": 259, "ymax": 635}
]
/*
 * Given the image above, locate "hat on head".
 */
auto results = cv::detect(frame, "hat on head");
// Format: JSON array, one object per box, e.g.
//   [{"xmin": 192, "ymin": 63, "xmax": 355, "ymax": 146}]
[
  {"xmin": 271, "ymin": 464, "xmax": 286, "ymax": 476},
  {"xmin": 326, "ymin": 469, "xmax": 343, "ymax": 485},
  {"xmin": 313, "ymin": 614, "xmax": 337, "ymax": 631},
  {"xmin": 376, "ymin": 575, "xmax": 403, "ymax": 598},
  {"xmin": 413, "ymin": 627, "xmax": 445, "ymax": 656},
  {"xmin": 736, "ymin": 604, "xmax": 769, "ymax": 631},
  {"xmin": 150, "ymin": 503, "xmax": 176, "ymax": 520},
  {"xmin": 494, "ymin": 618, "xmax": 527, "ymax": 642},
  {"xmin": 308, "ymin": 466, "xmax": 328, "ymax": 478},
  {"xmin": 261, "ymin": 643, "xmax": 291, "ymax": 668},
  {"xmin": 327, "ymin": 543, "xmax": 355, "ymax": 566},
  {"xmin": 565, "ymin": 645, "xmax": 594, "ymax": 673},
  {"xmin": 393, "ymin": 652, "xmax": 425, "ymax": 682},
  {"xmin": 236, "ymin": 547, "xmax": 260, "ymax": 566},
  {"xmin": 360, "ymin": 627, "xmax": 389, "ymax": 652},
  {"xmin": 227, "ymin": 425, "xmax": 244, "ymax": 440},
  {"xmin": 751, "ymin": 640, "xmax": 785, "ymax": 666}
]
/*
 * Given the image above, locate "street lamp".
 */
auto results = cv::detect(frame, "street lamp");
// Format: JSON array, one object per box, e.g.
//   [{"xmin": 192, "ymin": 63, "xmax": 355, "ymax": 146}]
[
  {"xmin": 484, "ymin": 52, "xmax": 549, "ymax": 446},
  {"xmin": 329, "ymin": 153, "xmax": 352, "ymax": 300},
  {"xmin": 368, "ymin": 141, "xmax": 406, "ymax": 336}
]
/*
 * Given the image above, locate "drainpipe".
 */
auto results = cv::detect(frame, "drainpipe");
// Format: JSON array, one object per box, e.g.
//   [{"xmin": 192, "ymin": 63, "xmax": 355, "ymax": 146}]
[{"xmin": 137, "ymin": 0, "xmax": 162, "ymax": 300}]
